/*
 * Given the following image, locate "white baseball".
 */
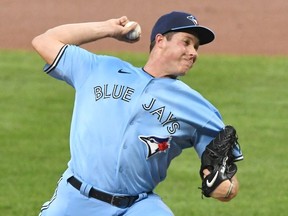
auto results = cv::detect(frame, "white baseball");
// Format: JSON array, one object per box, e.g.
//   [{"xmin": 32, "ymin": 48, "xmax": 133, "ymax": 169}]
[{"xmin": 125, "ymin": 21, "xmax": 141, "ymax": 40}]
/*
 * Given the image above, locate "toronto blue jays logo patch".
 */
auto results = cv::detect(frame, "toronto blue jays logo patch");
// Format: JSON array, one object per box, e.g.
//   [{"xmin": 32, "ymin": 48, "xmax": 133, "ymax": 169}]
[
  {"xmin": 139, "ymin": 135, "xmax": 171, "ymax": 159},
  {"xmin": 187, "ymin": 15, "xmax": 198, "ymax": 25}
]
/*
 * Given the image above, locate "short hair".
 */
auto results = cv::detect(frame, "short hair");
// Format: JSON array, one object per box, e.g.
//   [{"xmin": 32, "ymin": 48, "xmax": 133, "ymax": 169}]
[{"xmin": 149, "ymin": 32, "xmax": 176, "ymax": 52}]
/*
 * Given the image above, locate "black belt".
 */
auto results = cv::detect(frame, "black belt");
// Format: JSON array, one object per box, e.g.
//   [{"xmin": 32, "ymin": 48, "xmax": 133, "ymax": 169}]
[{"xmin": 67, "ymin": 176, "xmax": 142, "ymax": 208}]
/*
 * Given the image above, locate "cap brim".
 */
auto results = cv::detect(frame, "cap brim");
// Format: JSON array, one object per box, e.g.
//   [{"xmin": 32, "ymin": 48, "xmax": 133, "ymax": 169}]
[{"xmin": 171, "ymin": 25, "xmax": 215, "ymax": 45}]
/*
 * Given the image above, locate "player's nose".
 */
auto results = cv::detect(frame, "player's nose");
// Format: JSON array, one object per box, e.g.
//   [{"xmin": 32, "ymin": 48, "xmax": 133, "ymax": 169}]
[{"xmin": 188, "ymin": 47, "xmax": 198, "ymax": 63}]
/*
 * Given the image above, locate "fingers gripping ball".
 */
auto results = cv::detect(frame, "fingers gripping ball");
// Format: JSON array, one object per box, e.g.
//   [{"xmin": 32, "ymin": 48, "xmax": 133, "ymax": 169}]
[
  {"xmin": 199, "ymin": 125, "xmax": 239, "ymax": 197},
  {"xmin": 125, "ymin": 21, "xmax": 141, "ymax": 40}
]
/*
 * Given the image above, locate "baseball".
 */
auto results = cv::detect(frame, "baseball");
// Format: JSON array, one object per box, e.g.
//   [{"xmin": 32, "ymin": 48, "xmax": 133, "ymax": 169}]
[{"xmin": 125, "ymin": 21, "xmax": 141, "ymax": 40}]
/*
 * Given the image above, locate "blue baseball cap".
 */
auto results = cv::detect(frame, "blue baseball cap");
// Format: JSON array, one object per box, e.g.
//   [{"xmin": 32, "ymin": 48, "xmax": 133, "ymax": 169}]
[{"xmin": 150, "ymin": 11, "xmax": 215, "ymax": 45}]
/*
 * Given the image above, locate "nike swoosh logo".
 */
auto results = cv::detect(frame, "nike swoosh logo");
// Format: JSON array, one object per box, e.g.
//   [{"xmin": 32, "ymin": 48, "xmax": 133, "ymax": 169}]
[
  {"xmin": 206, "ymin": 171, "xmax": 219, "ymax": 187},
  {"xmin": 118, "ymin": 69, "xmax": 131, "ymax": 74}
]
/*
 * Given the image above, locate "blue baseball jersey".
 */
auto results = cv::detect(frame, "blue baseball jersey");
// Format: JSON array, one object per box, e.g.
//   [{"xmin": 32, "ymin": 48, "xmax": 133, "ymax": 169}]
[{"xmin": 44, "ymin": 45, "xmax": 242, "ymax": 195}]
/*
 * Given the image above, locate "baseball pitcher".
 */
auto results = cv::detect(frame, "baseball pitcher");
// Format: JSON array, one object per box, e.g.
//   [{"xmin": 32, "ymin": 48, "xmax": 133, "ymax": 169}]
[{"xmin": 32, "ymin": 11, "xmax": 243, "ymax": 216}]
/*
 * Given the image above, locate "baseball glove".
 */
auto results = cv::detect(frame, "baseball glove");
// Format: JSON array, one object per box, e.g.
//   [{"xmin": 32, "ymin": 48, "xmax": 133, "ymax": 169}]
[{"xmin": 199, "ymin": 125, "xmax": 239, "ymax": 197}]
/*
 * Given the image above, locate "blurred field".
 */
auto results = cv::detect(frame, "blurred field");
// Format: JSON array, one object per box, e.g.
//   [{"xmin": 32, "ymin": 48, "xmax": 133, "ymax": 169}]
[{"xmin": 0, "ymin": 50, "xmax": 287, "ymax": 215}]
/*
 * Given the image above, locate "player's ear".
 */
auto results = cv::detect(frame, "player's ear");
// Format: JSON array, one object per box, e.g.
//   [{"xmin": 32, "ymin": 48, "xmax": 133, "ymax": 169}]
[{"xmin": 154, "ymin": 34, "xmax": 166, "ymax": 48}]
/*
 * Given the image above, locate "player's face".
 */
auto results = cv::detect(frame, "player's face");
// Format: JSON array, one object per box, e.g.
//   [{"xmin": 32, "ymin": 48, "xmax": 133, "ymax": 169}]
[{"xmin": 162, "ymin": 32, "xmax": 199, "ymax": 77}]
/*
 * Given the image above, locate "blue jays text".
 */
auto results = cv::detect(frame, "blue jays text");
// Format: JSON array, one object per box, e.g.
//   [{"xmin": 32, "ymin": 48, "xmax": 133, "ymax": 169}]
[{"xmin": 94, "ymin": 83, "xmax": 180, "ymax": 134}]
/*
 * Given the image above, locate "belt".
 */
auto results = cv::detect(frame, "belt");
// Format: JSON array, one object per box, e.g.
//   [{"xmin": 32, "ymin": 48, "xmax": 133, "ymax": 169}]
[{"xmin": 67, "ymin": 176, "xmax": 142, "ymax": 208}]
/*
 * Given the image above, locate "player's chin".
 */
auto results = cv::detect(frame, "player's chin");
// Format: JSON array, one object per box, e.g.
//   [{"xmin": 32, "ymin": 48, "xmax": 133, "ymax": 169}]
[
  {"xmin": 183, "ymin": 63, "xmax": 194, "ymax": 72},
  {"xmin": 179, "ymin": 67, "xmax": 192, "ymax": 76},
  {"xmin": 176, "ymin": 71, "xmax": 189, "ymax": 77}
]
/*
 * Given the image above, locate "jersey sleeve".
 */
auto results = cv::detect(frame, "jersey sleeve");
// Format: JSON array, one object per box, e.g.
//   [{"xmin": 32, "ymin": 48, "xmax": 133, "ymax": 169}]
[
  {"xmin": 193, "ymin": 110, "xmax": 244, "ymax": 161},
  {"xmin": 43, "ymin": 45, "xmax": 98, "ymax": 89},
  {"xmin": 193, "ymin": 110, "xmax": 225, "ymax": 158}
]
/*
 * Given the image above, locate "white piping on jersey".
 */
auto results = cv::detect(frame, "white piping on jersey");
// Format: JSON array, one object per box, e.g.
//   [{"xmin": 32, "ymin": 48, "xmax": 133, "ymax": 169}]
[{"xmin": 44, "ymin": 44, "xmax": 69, "ymax": 74}]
